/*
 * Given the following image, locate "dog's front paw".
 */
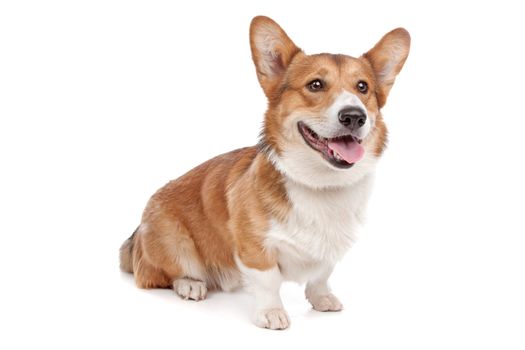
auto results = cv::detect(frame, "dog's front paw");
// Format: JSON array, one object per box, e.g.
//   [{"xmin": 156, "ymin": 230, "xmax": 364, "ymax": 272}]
[
  {"xmin": 253, "ymin": 308, "xmax": 290, "ymax": 330},
  {"xmin": 308, "ymin": 293, "xmax": 343, "ymax": 312}
]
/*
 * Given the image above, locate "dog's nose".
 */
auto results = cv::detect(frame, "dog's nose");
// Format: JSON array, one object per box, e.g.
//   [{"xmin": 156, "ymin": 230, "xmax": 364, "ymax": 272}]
[{"xmin": 338, "ymin": 107, "xmax": 367, "ymax": 130}]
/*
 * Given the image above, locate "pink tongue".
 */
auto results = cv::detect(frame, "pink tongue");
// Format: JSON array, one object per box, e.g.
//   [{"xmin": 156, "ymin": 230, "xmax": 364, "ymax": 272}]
[{"xmin": 327, "ymin": 138, "xmax": 365, "ymax": 164}]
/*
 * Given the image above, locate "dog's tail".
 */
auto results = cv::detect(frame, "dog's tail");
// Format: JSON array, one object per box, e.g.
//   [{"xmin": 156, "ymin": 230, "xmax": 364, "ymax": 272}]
[{"xmin": 119, "ymin": 227, "xmax": 138, "ymax": 273}]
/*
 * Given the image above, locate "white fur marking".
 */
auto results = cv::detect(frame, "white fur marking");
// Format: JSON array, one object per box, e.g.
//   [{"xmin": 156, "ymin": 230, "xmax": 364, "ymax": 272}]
[
  {"xmin": 304, "ymin": 265, "xmax": 343, "ymax": 311},
  {"xmin": 265, "ymin": 174, "xmax": 374, "ymax": 271},
  {"xmin": 269, "ymin": 143, "xmax": 377, "ymax": 189},
  {"xmin": 235, "ymin": 257, "xmax": 290, "ymax": 329},
  {"xmin": 325, "ymin": 90, "xmax": 372, "ymax": 139}
]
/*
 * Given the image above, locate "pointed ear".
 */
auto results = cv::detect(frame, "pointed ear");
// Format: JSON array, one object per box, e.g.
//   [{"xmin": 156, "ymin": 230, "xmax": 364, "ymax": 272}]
[
  {"xmin": 363, "ymin": 28, "xmax": 410, "ymax": 108},
  {"xmin": 250, "ymin": 16, "xmax": 302, "ymax": 98}
]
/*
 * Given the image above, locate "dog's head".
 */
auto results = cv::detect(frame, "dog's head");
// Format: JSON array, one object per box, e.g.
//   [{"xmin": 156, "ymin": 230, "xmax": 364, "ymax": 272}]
[{"xmin": 250, "ymin": 16, "xmax": 410, "ymax": 188}]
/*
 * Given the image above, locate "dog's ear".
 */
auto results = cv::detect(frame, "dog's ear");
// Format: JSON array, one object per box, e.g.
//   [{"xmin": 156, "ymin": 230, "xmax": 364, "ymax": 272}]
[
  {"xmin": 250, "ymin": 16, "xmax": 302, "ymax": 98},
  {"xmin": 363, "ymin": 28, "xmax": 410, "ymax": 108}
]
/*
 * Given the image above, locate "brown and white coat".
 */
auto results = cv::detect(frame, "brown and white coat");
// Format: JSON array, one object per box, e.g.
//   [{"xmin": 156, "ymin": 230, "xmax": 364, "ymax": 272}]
[{"xmin": 120, "ymin": 16, "xmax": 410, "ymax": 330}]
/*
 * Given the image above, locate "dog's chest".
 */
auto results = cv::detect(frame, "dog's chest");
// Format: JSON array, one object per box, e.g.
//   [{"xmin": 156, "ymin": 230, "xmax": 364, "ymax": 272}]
[{"xmin": 265, "ymin": 175, "xmax": 374, "ymax": 281}]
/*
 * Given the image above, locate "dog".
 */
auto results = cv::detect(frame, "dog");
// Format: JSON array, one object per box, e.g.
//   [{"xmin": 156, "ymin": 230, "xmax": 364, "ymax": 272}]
[{"xmin": 120, "ymin": 16, "xmax": 410, "ymax": 330}]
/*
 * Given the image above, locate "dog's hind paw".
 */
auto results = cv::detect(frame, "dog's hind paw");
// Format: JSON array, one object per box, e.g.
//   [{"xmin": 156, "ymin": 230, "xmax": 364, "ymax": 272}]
[{"xmin": 173, "ymin": 278, "xmax": 207, "ymax": 301}]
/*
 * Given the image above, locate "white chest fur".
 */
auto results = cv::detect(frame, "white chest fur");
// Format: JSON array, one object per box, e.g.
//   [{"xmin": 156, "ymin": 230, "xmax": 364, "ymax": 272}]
[{"xmin": 264, "ymin": 173, "xmax": 374, "ymax": 282}]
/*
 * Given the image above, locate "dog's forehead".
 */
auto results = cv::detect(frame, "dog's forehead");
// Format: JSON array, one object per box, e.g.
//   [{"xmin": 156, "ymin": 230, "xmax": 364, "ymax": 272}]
[{"xmin": 290, "ymin": 53, "xmax": 371, "ymax": 79}]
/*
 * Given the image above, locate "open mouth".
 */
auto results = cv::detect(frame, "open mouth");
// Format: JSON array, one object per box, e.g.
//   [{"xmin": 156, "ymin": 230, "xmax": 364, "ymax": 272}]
[{"xmin": 298, "ymin": 122, "xmax": 365, "ymax": 169}]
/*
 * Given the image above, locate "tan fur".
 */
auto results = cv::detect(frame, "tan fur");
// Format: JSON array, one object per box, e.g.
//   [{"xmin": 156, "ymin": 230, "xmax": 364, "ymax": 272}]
[
  {"xmin": 121, "ymin": 147, "xmax": 290, "ymax": 289},
  {"xmin": 119, "ymin": 16, "xmax": 409, "ymax": 299},
  {"xmin": 257, "ymin": 37, "xmax": 409, "ymax": 157}
]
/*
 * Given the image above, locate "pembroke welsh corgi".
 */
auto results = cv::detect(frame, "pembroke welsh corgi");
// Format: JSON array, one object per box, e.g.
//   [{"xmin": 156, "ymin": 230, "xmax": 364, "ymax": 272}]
[{"xmin": 120, "ymin": 16, "xmax": 410, "ymax": 330}]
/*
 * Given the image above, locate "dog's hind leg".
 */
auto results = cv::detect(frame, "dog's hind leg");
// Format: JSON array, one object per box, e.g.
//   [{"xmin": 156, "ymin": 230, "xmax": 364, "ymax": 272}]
[{"xmin": 127, "ymin": 221, "xmax": 208, "ymax": 300}]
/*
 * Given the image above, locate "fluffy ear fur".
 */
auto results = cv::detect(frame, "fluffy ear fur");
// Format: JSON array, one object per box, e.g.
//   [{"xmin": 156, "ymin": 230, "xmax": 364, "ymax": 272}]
[
  {"xmin": 363, "ymin": 28, "xmax": 410, "ymax": 108},
  {"xmin": 250, "ymin": 16, "xmax": 302, "ymax": 98}
]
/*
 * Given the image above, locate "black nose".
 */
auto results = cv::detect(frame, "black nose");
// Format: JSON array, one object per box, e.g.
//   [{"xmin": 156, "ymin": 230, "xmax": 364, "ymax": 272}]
[{"xmin": 338, "ymin": 107, "xmax": 367, "ymax": 130}]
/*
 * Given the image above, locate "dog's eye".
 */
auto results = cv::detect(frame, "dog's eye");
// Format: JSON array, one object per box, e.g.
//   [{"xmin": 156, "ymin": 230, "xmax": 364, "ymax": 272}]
[
  {"xmin": 307, "ymin": 79, "xmax": 324, "ymax": 92},
  {"xmin": 357, "ymin": 81, "xmax": 368, "ymax": 94}
]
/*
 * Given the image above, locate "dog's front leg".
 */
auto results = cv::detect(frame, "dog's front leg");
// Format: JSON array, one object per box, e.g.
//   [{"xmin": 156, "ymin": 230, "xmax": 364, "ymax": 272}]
[
  {"xmin": 240, "ymin": 264, "xmax": 289, "ymax": 330},
  {"xmin": 305, "ymin": 264, "xmax": 343, "ymax": 312}
]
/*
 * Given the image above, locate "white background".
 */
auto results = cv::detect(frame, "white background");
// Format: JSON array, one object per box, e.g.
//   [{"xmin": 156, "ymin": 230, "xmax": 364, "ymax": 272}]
[{"xmin": 1, "ymin": 0, "xmax": 524, "ymax": 349}]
